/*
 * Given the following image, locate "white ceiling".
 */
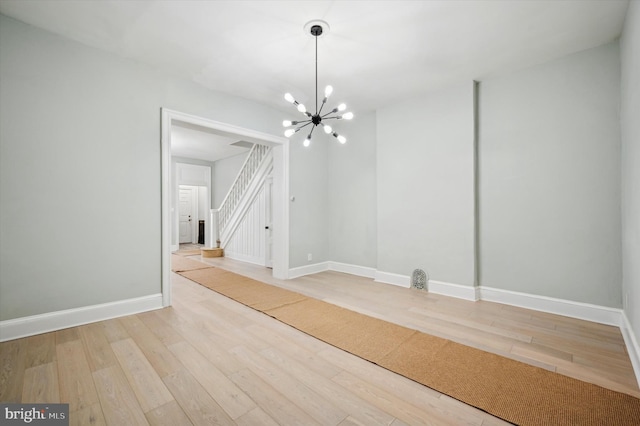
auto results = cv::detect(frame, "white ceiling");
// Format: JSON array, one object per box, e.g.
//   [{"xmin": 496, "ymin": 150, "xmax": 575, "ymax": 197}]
[
  {"xmin": 0, "ymin": 0, "xmax": 629, "ymax": 115},
  {"xmin": 0, "ymin": 0, "xmax": 630, "ymax": 161},
  {"xmin": 170, "ymin": 121, "xmax": 251, "ymax": 163}
]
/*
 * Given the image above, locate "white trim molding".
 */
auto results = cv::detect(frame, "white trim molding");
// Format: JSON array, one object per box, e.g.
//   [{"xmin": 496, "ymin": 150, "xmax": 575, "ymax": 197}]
[
  {"xmin": 289, "ymin": 261, "xmax": 376, "ymax": 280},
  {"xmin": 225, "ymin": 252, "xmax": 267, "ymax": 267},
  {"xmin": 375, "ymin": 271, "xmax": 410, "ymax": 288},
  {"xmin": 0, "ymin": 294, "xmax": 163, "ymax": 342},
  {"xmin": 480, "ymin": 286, "xmax": 622, "ymax": 326},
  {"xmin": 288, "ymin": 263, "xmax": 623, "ymax": 328},
  {"xmin": 288, "ymin": 262, "xmax": 330, "ymax": 279},
  {"xmin": 621, "ymin": 311, "xmax": 640, "ymax": 388},
  {"xmin": 429, "ymin": 280, "xmax": 480, "ymax": 301},
  {"xmin": 329, "ymin": 262, "xmax": 377, "ymax": 279}
]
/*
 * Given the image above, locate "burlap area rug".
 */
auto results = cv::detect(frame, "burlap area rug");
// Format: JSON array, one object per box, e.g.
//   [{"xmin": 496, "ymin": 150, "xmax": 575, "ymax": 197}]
[
  {"xmin": 170, "ymin": 254, "xmax": 210, "ymax": 272},
  {"xmin": 172, "ymin": 256, "xmax": 640, "ymax": 425}
]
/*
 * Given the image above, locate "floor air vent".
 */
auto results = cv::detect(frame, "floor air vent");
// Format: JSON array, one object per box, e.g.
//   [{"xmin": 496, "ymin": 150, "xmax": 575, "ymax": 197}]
[{"xmin": 411, "ymin": 269, "xmax": 428, "ymax": 290}]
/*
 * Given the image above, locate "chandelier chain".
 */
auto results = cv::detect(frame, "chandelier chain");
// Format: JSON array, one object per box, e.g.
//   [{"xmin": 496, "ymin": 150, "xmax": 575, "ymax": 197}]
[{"xmin": 315, "ymin": 35, "xmax": 318, "ymax": 114}]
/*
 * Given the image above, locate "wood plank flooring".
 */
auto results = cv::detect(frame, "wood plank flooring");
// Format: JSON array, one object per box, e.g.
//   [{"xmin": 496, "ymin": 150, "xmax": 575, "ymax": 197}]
[{"xmin": 1, "ymin": 255, "xmax": 638, "ymax": 425}]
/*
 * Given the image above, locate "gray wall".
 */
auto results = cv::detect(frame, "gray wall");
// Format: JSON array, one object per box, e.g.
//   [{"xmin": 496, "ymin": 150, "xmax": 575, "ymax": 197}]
[
  {"xmin": 288, "ymin": 131, "xmax": 329, "ymax": 268},
  {"xmin": 213, "ymin": 152, "xmax": 250, "ymax": 208},
  {"xmin": 0, "ymin": 15, "xmax": 284, "ymax": 321},
  {"xmin": 621, "ymin": 1, "xmax": 640, "ymax": 341},
  {"xmin": 478, "ymin": 42, "xmax": 622, "ymax": 307},
  {"xmin": 376, "ymin": 83, "xmax": 476, "ymax": 285},
  {"xmin": 288, "ymin": 111, "xmax": 378, "ymax": 270},
  {"xmin": 328, "ymin": 111, "xmax": 378, "ymax": 268}
]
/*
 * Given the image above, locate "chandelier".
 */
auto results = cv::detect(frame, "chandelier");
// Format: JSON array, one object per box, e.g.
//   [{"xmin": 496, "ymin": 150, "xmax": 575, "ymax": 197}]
[{"xmin": 283, "ymin": 20, "xmax": 353, "ymax": 147}]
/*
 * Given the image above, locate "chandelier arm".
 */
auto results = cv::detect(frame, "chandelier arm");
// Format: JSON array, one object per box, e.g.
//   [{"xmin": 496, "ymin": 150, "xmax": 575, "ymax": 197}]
[
  {"xmin": 308, "ymin": 124, "xmax": 317, "ymax": 139},
  {"xmin": 295, "ymin": 121, "xmax": 314, "ymax": 131},
  {"xmin": 322, "ymin": 107, "xmax": 343, "ymax": 117},
  {"xmin": 318, "ymin": 98, "xmax": 327, "ymax": 115},
  {"xmin": 321, "ymin": 116, "xmax": 340, "ymax": 120}
]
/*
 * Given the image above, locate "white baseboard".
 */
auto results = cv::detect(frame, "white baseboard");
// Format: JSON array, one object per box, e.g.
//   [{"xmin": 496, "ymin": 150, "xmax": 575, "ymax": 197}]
[
  {"xmin": 374, "ymin": 271, "xmax": 410, "ymax": 288},
  {"xmin": 288, "ymin": 262, "xmax": 329, "ymax": 279},
  {"xmin": 288, "ymin": 261, "xmax": 376, "ymax": 280},
  {"xmin": 225, "ymin": 252, "xmax": 266, "ymax": 267},
  {"xmin": 171, "ymin": 244, "xmax": 178, "ymax": 252},
  {"xmin": 329, "ymin": 262, "xmax": 376, "ymax": 279},
  {"xmin": 429, "ymin": 280, "xmax": 480, "ymax": 301},
  {"xmin": 288, "ymin": 262, "xmax": 623, "ymax": 327},
  {"xmin": 0, "ymin": 293, "xmax": 163, "ymax": 342},
  {"xmin": 480, "ymin": 286, "xmax": 622, "ymax": 327},
  {"xmin": 374, "ymin": 273, "xmax": 479, "ymax": 301},
  {"xmin": 621, "ymin": 311, "xmax": 640, "ymax": 388}
]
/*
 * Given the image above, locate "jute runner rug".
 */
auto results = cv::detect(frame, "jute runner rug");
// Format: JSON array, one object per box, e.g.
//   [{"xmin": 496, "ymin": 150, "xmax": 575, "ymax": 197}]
[
  {"xmin": 171, "ymin": 255, "xmax": 640, "ymax": 425},
  {"xmin": 170, "ymin": 254, "xmax": 211, "ymax": 272}
]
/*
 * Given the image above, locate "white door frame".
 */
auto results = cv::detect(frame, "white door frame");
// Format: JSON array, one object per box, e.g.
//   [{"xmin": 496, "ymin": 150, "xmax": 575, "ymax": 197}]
[{"xmin": 161, "ymin": 108, "xmax": 290, "ymax": 307}]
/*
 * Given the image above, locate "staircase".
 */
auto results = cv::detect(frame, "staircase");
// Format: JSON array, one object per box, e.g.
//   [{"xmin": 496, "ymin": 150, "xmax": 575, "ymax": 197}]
[{"xmin": 209, "ymin": 143, "xmax": 273, "ymax": 253}]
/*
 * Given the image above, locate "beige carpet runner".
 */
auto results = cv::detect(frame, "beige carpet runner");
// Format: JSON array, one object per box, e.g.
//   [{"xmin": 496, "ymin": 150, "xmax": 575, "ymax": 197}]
[
  {"xmin": 172, "ymin": 255, "xmax": 640, "ymax": 425},
  {"xmin": 171, "ymin": 254, "xmax": 212, "ymax": 271}
]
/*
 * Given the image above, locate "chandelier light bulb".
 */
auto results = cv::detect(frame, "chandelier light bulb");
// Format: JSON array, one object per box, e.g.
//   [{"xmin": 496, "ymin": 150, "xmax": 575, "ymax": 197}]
[
  {"xmin": 342, "ymin": 112, "xmax": 354, "ymax": 120},
  {"xmin": 297, "ymin": 103, "xmax": 306, "ymax": 113},
  {"xmin": 324, "ymin": 85, "xmax": 333, "ymax": 97},
  {"xmin": 284, "ymin": 129, "xmax": 296, "ymax": 137},
  {"xmin": 303, "ymin": 138, "xmax": 311, "ymax": 147},
  {"xmin": 338, "ymin": 103, "xmax": 347, "ymax": 112},
  {"xmin": 284, "ymin": 93, "xmax": 295, "ymax": 104},
  {"xmin": 282, "ymin": 120, "xmax": 292, "ymax": 127},
  {"xmin": 323, "ymin": 124, "xmax": 332, "ymax": 134},
  {"xmin": 337, "ymin": 134, "xmax": 347, "ymax": 144}
]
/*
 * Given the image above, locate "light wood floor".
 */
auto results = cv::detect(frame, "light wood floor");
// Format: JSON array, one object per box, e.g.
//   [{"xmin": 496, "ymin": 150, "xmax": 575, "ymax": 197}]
[
  {"xmin": 177, "ymin": 243, "xmax": 204, "ymax": 251},
  {"xmin": 1, "ymin": 256, "xmax": 638, "ymax": 425}
]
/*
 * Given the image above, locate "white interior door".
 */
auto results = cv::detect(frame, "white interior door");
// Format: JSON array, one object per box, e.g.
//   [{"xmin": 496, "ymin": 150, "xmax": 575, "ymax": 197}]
[{"xmin": 179, "ymin": 186, "xmax": 196, "ymax": 243}]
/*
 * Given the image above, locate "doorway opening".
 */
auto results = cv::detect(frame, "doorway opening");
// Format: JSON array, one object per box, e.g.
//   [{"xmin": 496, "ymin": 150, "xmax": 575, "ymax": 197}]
[
  {"xmin": 172, "ymin": 162, "xmax": 212, "ymax": 251},
  {"xmin": 178, "ymin": 184, "xmax": 208, "ymax": 246},
  {"xmin": 161, "ymin": 109, "xmax": 290, "ymax": 307}
]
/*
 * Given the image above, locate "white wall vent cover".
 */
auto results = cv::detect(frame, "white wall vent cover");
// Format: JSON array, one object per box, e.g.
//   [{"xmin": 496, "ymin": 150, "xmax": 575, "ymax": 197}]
[{"xmin": 411, "ymin": 269, "xmax": 428, "ymax": 290}]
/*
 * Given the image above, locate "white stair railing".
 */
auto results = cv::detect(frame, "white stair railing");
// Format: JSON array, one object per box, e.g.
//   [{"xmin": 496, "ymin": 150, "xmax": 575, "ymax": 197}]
[{"xmin": 210, "ymin": 144, "xmax": 272, "ymax": 248}]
